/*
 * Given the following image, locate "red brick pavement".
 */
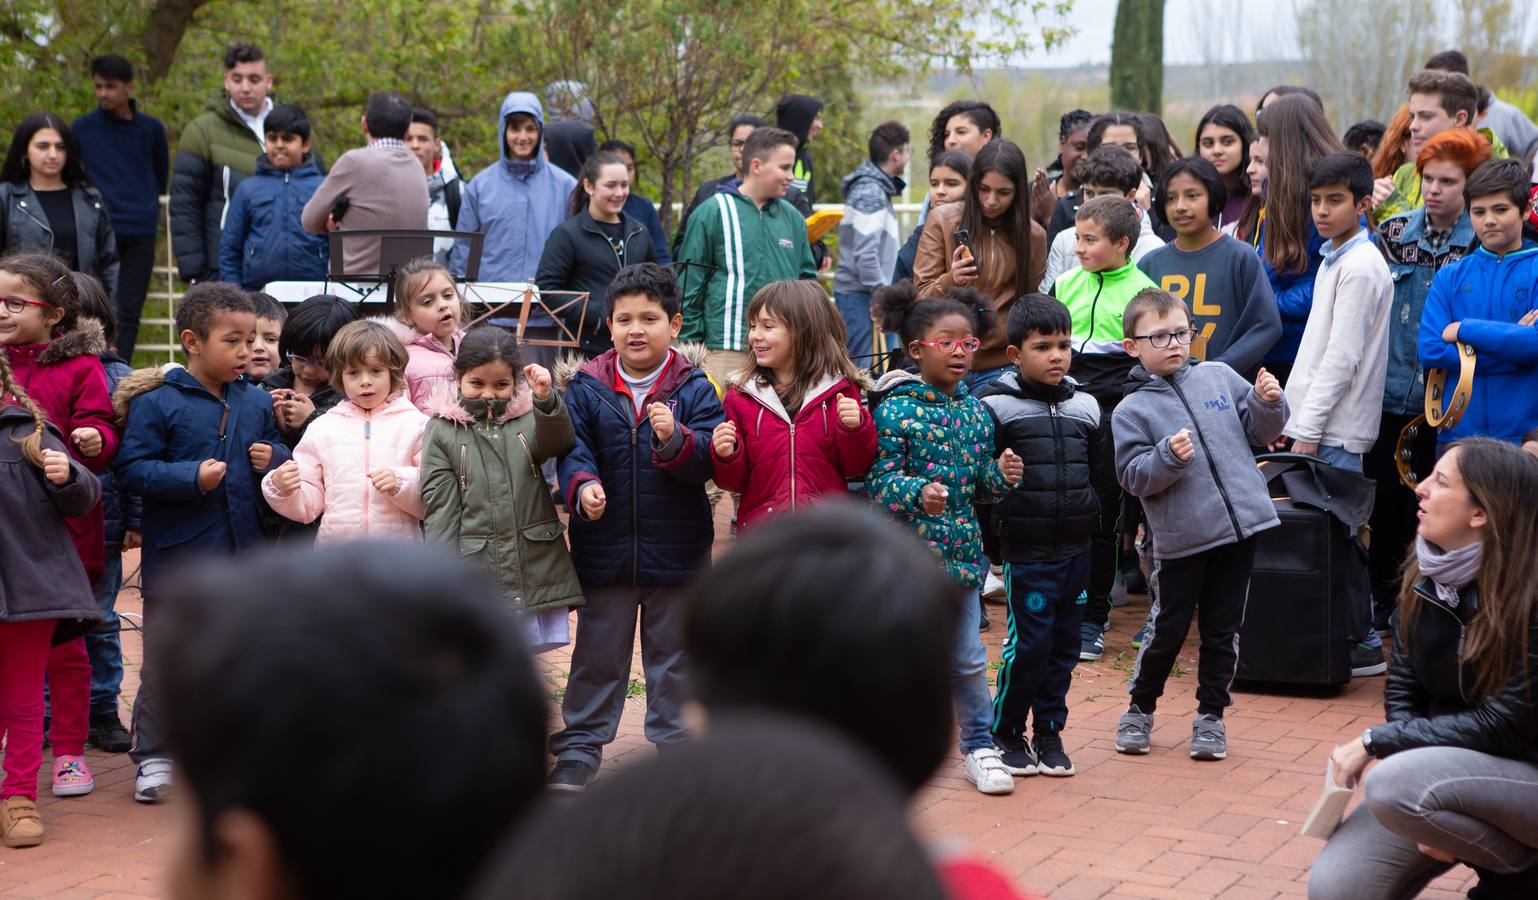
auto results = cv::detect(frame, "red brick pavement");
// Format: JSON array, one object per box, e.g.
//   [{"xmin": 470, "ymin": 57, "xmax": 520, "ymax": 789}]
[{"xmin": 1, "ymin": 532, "xmax": 1480, "ymax": 898}]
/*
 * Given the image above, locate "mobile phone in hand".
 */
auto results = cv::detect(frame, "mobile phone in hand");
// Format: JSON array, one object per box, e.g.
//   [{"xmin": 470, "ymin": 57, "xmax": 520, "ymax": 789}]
[{"xmin": 331, "ymin": 194, "xmax": 351, "ymax": 224}]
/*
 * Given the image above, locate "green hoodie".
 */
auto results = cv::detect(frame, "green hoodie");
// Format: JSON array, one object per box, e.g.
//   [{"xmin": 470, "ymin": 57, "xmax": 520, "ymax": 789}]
[
  {"xmin": 676, "ymin": 186, "xmax": 817, "ymax": 351},
  {"xmin": 1056, "ymin": 260, "xmax": 1158, "ymax": 402}
]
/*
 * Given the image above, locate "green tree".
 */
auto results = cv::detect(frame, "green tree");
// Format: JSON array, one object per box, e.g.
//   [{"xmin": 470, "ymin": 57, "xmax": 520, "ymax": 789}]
[{"xmin": 1109, "ymin": 0, "xmax": 1165, "ymax": 114}]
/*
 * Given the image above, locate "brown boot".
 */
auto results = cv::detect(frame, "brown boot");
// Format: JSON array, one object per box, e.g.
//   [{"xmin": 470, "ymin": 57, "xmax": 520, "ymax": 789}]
[{"xmin": 1, "ymin": 796, "xmax": 44, "ymax": 847}]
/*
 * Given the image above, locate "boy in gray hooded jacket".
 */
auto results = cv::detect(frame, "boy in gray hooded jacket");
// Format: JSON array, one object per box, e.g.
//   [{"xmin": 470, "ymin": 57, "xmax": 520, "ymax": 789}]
[{"xmin": 1110, "ymin": 289, "xmax": 1287, "ymax": 762}]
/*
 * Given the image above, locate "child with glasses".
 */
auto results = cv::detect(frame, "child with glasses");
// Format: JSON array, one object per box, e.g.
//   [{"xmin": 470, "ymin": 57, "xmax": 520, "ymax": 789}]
[
  {"xmin": 260, "ymin": 295, "xmax": 361, "ymax": 448},
  {"xmin": 1109, "ymin": 289, "xmax": 1287, "ymax": 762}
]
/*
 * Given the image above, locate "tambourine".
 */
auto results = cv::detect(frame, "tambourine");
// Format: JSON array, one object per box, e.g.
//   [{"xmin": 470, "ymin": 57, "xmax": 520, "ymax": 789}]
[{"xmin": 1395, "ymin": 341, "xmax": 1475, "ymax": 488}]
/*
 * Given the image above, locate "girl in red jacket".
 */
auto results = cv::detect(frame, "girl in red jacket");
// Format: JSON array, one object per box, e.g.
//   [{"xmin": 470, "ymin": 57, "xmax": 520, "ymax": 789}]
[
  {"xmin": 0, "ymin": 252, "xmax": 117, "ymax": 799},
  {"xmin": 710, "ymin": 280, "xmax": 876, "ymax": 529}
]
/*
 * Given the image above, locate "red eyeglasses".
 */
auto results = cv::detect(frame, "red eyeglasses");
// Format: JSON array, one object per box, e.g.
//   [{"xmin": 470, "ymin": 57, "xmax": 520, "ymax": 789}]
[
  {"xmin": 914, "ymin": 337, "xmax": 981, "ymax": 353},
  {"xmin": 1, "ymin": 297, "xmax": 52, "ymax": 314}
]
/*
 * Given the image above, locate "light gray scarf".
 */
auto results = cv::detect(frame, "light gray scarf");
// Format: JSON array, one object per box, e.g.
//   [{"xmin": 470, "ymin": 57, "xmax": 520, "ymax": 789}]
[{"xmin": 1416, "ymin": 536, "xmax": 1481, "ymax": 608}]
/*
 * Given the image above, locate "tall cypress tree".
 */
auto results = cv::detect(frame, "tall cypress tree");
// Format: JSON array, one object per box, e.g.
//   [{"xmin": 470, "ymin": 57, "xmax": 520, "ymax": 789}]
[{"xmin": 1110, "ymin": 0, "xmax": 1166, "ymax": 114}]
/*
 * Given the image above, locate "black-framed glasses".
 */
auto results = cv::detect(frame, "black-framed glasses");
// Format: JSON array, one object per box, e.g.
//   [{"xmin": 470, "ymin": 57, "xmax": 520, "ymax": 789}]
[
  {"xmin": 1132, "ymin": 329, "xmax": 1197, "ymax": 349},
  {"xmin": 1, "ymin": 296, "xmax": 52, "ymax": 314}
]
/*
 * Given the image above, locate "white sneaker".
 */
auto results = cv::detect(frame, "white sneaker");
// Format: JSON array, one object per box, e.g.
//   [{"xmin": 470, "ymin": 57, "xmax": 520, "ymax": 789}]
[
  {"xmin": 134, "ymin": 758, "xmax": 174, "ymax": 804},
  {"xmin": 963, "ymin": 747, "xmax": 1015, "ymax": 795},
  {"xmin": 982, "ymin": 570, "xmax": 1007, "ymax": 601}
]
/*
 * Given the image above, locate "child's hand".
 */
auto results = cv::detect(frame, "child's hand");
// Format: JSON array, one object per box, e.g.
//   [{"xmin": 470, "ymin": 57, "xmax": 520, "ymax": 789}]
[
  {"xmin": 921, "ymin": 481, "xmax": 949, "ymax": 515},
  {"xmin": 712, "ymin": 421, "xmax": 738, "ymax": 457},
  {"xmin": 369, "ymin": 468, "xmax": 400, "ymax": 496},
  {"xmin": 279, "ymin": 393, "xmax": 316, "ymax": 430},
  {"xmin": 1371, "ymin": 177, "xmax": 1395, "ymax": 209},
  {"xmin": 248, "ymin": 442, "xmax": 274, "ymax": 472},
  {"xmin": 950, "ymin": 243, "xmax": 978, "ymax": 286},
  {"xmin": 197, "ymin": 459, "xmax": 228, "ymax": 491},
  {"xmin": 1292, "ymin": 440, "xmax": 1319, "ymax": 457},
  {"xmin": 837, "ymin": 395, "xmax": 862, "ymax": 429},
  {"xmin": 1169, "ymin": 428, "xmax": 1194, "ymax": 462},
  {"xmin": 648, "ymin": 402, "xmax": 676, "ymax": 443},
  {"xmin": 269, "ymin": 388, "xmax": 292, "ymax": 405},
  {"xmin": 42, "ymin": 448, "xmax": 71, "ymax": 485},
  {"xmin": 580, "ymin": 482, "xmax": 607, "ymax": 520},
  {"xmin": 524, "ymin": 364, "xmax": 553, "ymax": 400},
  {"xmin": 998, "ymin": 448, "xmax": 1023, "ymax": 485},
  {"xmin": 1253, "ymin": 367, "xmax": 1282, "ymax": 402},
  {"xmin": 1520, "ymin": 309, "xmax": 1538, "ymax": 327},
  {"xmin": 70, "ymin": 426, "xmax": 104, "ymax": 458},
  {"xmin": 271, "ymin": 460, "xmax": 301, "ymax": 495}
]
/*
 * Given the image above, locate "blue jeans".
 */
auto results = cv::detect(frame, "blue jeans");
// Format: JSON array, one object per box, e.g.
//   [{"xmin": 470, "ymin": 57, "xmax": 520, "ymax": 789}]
[
  {"xmin": 1315, "ymin": 444, "xmax": 1363, "ymax": 473},
  {"xmin": 86, "ymin": 551, "xmax": 125, "ymax": 718},
  {"xmin": 833, "ymin": 291, "xmax": 896, "ymax": 370},
  {"xmin": 953, "ymin": 586, "xmax": 996, "ymax": 754}
]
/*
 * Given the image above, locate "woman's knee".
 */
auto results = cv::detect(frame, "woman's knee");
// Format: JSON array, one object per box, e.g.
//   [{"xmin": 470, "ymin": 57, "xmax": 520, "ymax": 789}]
[{"xmin": 1362, "ymin": 748, "xmax": 1436, "ymax": 829}]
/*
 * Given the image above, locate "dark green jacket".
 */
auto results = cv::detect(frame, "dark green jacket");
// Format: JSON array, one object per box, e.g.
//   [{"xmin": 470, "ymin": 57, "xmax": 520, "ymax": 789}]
[{"xmin": 421, "ymin": 387, "xmax": 583, "ymax": 613}]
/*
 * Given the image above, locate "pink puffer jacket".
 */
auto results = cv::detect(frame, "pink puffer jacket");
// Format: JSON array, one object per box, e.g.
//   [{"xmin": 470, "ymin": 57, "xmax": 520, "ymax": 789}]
[
  {"xmin": 377, "ymin": 317, "xmax": 464, "ymax": 413},
  {"xmin": 261, "ymin": 392, "xmax": 429, "ymax": 544}
]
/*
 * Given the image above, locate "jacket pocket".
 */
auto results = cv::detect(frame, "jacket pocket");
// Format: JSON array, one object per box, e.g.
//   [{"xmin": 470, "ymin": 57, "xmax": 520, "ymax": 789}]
[
  {"xmin": 458, "ymin": 536, "xmax": 489, "ymax": 556},
  {"xmin": 521, "ymin": 520, "xmax": 566, "ymax": 542}
]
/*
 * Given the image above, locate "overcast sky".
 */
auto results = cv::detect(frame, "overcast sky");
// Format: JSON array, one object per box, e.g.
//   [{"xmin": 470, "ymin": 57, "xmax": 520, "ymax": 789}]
[{"xmin": 1025, "ymin": 0, "xmax": 1299, "ymax": 67}]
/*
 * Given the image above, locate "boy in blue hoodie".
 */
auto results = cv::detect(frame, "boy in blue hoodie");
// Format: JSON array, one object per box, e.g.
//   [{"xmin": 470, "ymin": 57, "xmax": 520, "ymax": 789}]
[
  {"xmin": 1418, "ymin": 158, "xmax": 1538, "ymax": 447},
  {"xmin": 219, "ymin": 105, "xmax": 329, "ymax": 289},
  {"xmin": 549, "ymin": 263, "xmax": 724, "ymax": 792},
  {"xmin": 115, "ymin": 283, "xmax": 289, "ymax": 804}
]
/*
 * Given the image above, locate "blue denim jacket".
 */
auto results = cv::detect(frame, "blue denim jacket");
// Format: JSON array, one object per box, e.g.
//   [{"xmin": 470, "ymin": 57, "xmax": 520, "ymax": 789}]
[{"xmin": 1376, "ymin": 209, "xmax": 1477, "ymax": 416}]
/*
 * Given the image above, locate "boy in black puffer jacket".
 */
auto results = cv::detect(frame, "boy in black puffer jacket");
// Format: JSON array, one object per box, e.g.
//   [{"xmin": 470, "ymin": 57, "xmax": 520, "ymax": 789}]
[{"xmin": 977, "ymin": 294, "xmax": 1113, "ymax": 779}]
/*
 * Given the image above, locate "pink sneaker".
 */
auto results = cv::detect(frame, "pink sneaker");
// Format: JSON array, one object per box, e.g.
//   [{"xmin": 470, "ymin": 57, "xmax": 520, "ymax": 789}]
[{"xmin": 51, "ymin": 756, "xmax": 94, "ymax": 797}]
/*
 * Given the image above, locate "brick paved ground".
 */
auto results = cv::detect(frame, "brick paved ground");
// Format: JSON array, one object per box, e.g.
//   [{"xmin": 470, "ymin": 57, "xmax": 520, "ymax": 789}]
[{"xmin": 1, "ymin": 526, "xmax": 1480, "ymax": 898}]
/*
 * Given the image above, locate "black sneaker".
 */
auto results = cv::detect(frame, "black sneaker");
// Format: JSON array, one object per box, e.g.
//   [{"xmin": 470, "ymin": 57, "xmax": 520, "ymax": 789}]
[
  {"xmin": 547, "ymin": 760, "xmax": 596, "ymax": 793},
  {"xmin": 978, "ymin": 597, "xmax": 990, "ymax": 631},
  {"xmin": 88, "ymin": 714, "xmax": 132, "ymax": 753},
  {"xmin": 997, "ymin": 740, "xmax": 1037, "ymax": 776},
  {"xmin": 1351, "ymin": 642, "xmax": 1387, "ymax": 677},
  {"xmin": 1033, "ymin": 731, "xmax": 1075, "ymax": 776},
  {"xmin": 1122, "ymin": 563, "xmax": 1149, "ymax": 597}
]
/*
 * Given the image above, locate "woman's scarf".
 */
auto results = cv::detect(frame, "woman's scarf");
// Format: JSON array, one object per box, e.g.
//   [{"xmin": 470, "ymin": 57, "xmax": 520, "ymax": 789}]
[{"xmin": 1416, "ymin": 536, "xmax": 1481, "ymax": 608}]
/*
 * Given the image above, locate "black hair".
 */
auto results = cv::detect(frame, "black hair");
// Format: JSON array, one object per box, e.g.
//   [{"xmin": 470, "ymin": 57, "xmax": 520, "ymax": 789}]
[
  {"xmin": 1, "ymin": 112, "xmax": 87, "ymax": 187},
  {"xmin": 868, "ymin": 120, "xmax": 910, "ymax": 165},
  {"xmin": 928, "ymin": 148, "xmax": 972, "ymax": 180},
  {"xmin": 90, "ymin": 54, "xmax": 134, "ymax": 83},
  {"xmin": 1006, "ymin": 293, "xmax": 1072, "ymax": 347},
  {"xmin": 1194, "ymin": 103, "xmax": 1255, "ymax": 191},
  {"xmin": 1086, "ymin": 112, "xmax": 1142, "ymax": 160},
  {"xmin": 1308, "ymin": 150, "xmax": 1374, "ymax": 201},
  {"xmin": 410, "ymin": 106, "xmax": 438, "ymax": 133},
  {"xmin": 741, "ymin": 126, "xmax": 798, "ymax": 169},
  {"xmin": 1059, "ymin": 108, "xmax": 1094, "ymax": 141},
  {"xmin": 264, "ymin": 104, "xmax": 311, "ymax": 142},
  {"xmin": 685, "ymin": 505, "xmax": 959, "ymax": 795},
  {"xmin": 1425, "ymin": 50, "xmax": 1471, "ymax": 75},
  {"xmin": 277, "ymin": 294, "xmax": 360, "ymax": 361},
  {"xmin": 728, "ymin": 114, "xmax": 768, "ymax": 135},
  {"xmin": 175, "ymin": 282, "xmax": 255, "ymax": 345},
  {"xmin": 1154, "ymin": 156, "xmax": 1227, "ymax": 227},
  {"xmin": 1081, "ymin": 145, "xmax": 1142, "ymax": 194},
  {"xmin": 70, "ymin": 272, "xmax": 115, "ymax": 344},
  {"xmin": 597, "ymin": 138, "xmax": 635, "ymax": 159},
  {"xmin": 471, "ymin": 716, "xmax": 946, "ymax": 900},
  {"xmin": 159, "ymin": 541, "xmax": 547, "ymax": 900},
  {"xmin": 875, "ymin": 281, "xmax": 997, "ymax": 351},
  {"xmin": 248, "ymin": 291, "xmax": 286, "ymax": 324},
  {"xmin": 1076, "ymin": 194, "xmax": 1142, "ymax": 254},
  {"xmin": 1343, "ymin": 120, "xmax": 1387, "ymax": 154},
  {"xmin": 567, "ymin": 149, "xmax": 628, "ymax": 218},
  {"xmin": 453, "ymin": 325, "xmax": 523, "ymax": 378},
  {"xmin": 1257, "ymin": 85, "xmax": 1324, "ymax": 118},
  {"xmin": 1137, "ymin": 114, "xmax": 1183, "ymax": 183},
  {"xmin": 223, "ymin": 43, "xmax": 265, "ymax": 70},
  {"xmin": 364, "ymin": 91, "xmax": 412, "ymax": 141},
  {"xmin": 1465, "ymin": 157, "xmax": 1531, "ymax": 208},
  {"xmin": 607, "ymin": 262, "xmax": 680, "ymax": 319},
  {"xmin": 927, "ymin": 99, "xmax": 1001, "ymax": 161}
]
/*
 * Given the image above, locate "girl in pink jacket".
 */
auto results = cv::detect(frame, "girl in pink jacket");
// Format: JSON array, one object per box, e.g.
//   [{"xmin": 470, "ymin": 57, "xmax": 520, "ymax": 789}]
[
  {"xmin": 263, "ymin": 321, "xmax": 429, "ymax": 544},
  {"xmin": 710, "ymin": 280, "xmax": 877, "ymax": 530},
  {"xmin": 380, "ymin": 257, "xmax": 466, "ymax": 412}
]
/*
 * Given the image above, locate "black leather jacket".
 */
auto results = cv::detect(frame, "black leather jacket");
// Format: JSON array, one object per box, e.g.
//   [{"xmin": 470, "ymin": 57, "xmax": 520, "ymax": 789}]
[
  {"xmin": 1374, "ymin": 577, "xmax": 1538, "ymax": 763},
  {"xmin": 0, "ymin": 182, "xmax": 119, "ymax": 294}
]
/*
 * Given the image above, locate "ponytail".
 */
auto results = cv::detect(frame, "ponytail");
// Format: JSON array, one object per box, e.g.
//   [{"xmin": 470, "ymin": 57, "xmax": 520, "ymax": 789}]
[
  {"xmin": 876, "ymin": 281, "xmax": 996, "ymax": 347},
  {"xmin": 0, "ymin": 350, "xmax": 49, "ymax": 468}
]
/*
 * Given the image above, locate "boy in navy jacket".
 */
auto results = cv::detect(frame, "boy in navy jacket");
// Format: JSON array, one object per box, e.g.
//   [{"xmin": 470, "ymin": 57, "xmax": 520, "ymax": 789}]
[
  {"xmin": 114, "ymin": 283, "xmax": 289, "ymax": 803},
  {"xmin": 219, "ymin": 105, "xmax": 329, "ymax": 289},
  {"xmin": 548, "ymin": 263, "xmax": 724, "ymax": 792}
]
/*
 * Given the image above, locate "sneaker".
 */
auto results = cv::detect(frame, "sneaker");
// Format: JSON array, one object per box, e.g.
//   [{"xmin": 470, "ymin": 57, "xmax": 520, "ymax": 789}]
[
  {"xmin": 962, "ymin": 747, "xmax": 1015, "ymax": 795},
  {"xmin": 1131, "ymin": 619, "xmax": 1150, "ymax": 649},
  {"xmin": 134, "ymin": 758, "xmax": 174, "ymax": 803},
  {"xmin": 51, "ymin": 756, "xmax": 94, "ymax": 797},
  {"xmin": 1033, "ymin": 731, "xmax": 1076, "ymax": 776},
  {"xmin": 1190, "ymin": 713, "xmax": 1228, "ymax": 760},
  {"xmin": 88, "ymin": 713, "xmax": 132, "ymax": 753},
  {"xmin": 982, "ymin": 570, "xmax": 1007, "ymax": 602},
  {"xmin": 547, "ymin": 760, "xmax": 597, "ymax": 793},
  {"xmin": 978, "ymin": 598, "xmax": 990, "ymax": 631},
  {"xmin": 996, "ymin": 741, "xmax": 1037, "ymax": 776},
  {"xmin": 1122, "ymin": 563, "xmax": 1149, "ymax": 596},
  {"xmin": 1351, "ymin": 642, "xmax": 1387, "ymax": 677},
  {"xmin": 1115, "ymin": 705, "xmax": 1153, "ymax": 754},
  {"xmin": 0, "ymin": 796, "xmax": 44, "ymax": 848},
  {"xmin": 1078, "ymin": 622, "xmax": 1104, "ymax": 661}
]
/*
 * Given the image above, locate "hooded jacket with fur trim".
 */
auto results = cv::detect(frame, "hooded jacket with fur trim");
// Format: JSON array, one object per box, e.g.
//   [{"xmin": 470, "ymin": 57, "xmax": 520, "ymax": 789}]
[
  {"xmin": 711, "ymin": 372, "xmax": 876, "ymax": 531},
  {"xmin": 261, "ymin": 392, "xmax": 428, "ymax": 545},
  {"xmin": 420, "ymin": 382, "xmax": 582, "ymax": 612},
  {"xmin": 376, "ymin": 316, "xmax": 464, "ymax": 414},
  {"xmin": 4, "ymin": 318, "xmax": 118, "ymax": 581},
  {"xmin": 556, "ymin": 345, "xmax": 724, "ymax": 587}
]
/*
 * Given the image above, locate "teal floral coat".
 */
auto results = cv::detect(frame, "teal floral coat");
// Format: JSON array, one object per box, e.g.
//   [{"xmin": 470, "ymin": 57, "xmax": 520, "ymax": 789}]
[{"xmin": 869, "ymin": 371, "xmax": 1012, "ymax": 588}]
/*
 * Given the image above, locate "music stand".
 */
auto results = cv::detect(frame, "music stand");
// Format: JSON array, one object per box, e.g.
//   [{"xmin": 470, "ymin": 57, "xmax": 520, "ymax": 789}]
[
  {"xmin": 326, "ymin": 229, "xmax": 484, "ymax": 308},
  {"xmin": 463, "ymin": 286, "xmax": 590, "ymax": 348}
]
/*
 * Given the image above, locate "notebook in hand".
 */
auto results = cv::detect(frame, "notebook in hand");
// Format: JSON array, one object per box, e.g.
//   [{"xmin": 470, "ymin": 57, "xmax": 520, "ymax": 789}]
[{"xmin": 1300, "ymin": 758, "xmax": 1358, "ymax": 839}]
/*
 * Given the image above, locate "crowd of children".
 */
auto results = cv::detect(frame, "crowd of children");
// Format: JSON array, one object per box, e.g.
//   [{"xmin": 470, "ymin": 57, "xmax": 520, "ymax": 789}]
[{"xmin": 3, "ymin": 40, "xmax": 1538, "ymax": 899}]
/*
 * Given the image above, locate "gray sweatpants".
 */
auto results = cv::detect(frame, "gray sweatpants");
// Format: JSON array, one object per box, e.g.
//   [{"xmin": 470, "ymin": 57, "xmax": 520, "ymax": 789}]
[
  {"xmin": 548, "ymin": 586, "xmax": 687, "ymax": 768},
  {"xmin": 1308, "ymin": 745, "xmax": 1538, "ymax": 899}
]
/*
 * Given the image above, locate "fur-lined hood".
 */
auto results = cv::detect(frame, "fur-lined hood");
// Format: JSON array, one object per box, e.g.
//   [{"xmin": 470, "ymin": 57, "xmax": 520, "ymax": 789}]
[
  {"xmin": 371, "ymin": 314, "xmax": 463, "ymax": 355},
  {"xmin": 553, "ymin": 341, "xmax": 710, "ymax": 392},
  {"xmin": 423, "ymin": 380, "xmax": 535, "ymax": 424},
  {"xmin": 111, "ymin": 363, "xmax": 185, "ymax": 426},
  {"xmin": 12, "ymin": 317, "xmax": 108, "ymax": 366}
]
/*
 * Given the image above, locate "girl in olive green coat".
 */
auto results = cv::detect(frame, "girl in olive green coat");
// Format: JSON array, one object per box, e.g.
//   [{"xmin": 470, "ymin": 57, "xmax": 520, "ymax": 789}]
[{"xmin": 422, "ymin": 327, "xmax": 582, "ymax": 652}]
